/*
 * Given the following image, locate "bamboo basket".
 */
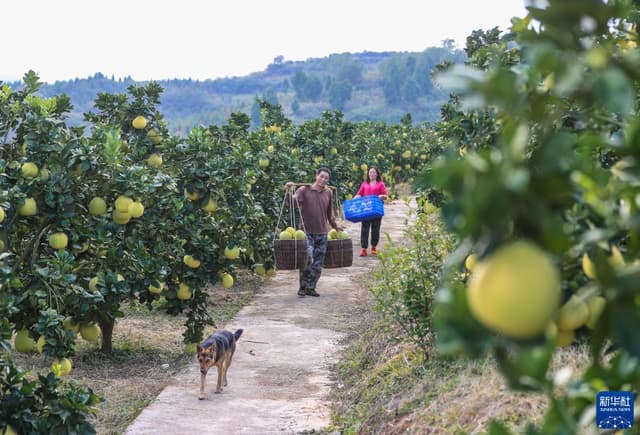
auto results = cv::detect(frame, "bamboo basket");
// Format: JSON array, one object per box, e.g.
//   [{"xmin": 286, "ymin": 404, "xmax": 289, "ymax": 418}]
[
  {"xmin": 324, "ymin": 238, "xmax": 353, "ymax": 268},
  {"xmin": 273, "ymin": 239, "xmax": 308, "ymax": 270}
]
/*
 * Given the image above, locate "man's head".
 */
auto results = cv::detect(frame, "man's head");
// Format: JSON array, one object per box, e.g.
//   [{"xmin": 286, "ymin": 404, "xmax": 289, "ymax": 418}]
[{"xmin": 315, "ymin": 167, "xmax": 330, "ymax": 188}]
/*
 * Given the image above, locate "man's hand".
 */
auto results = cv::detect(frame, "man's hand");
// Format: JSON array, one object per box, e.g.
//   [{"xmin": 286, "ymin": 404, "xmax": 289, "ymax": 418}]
[{"xmin": 285, "ymin": 182, "xmax": 294, "ymax": 190}]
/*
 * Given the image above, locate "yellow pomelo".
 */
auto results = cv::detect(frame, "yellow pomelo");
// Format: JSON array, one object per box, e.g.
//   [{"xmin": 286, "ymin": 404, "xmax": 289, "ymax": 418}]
[
  {"xmin": 202, "ymin": 197, "xmax": 218, "ymax": 213},
  {"xmin": 80, "ymin": 323, "xmax": 100, "ymax": 342},
  {"xmin": 338, "ymin": 231, "xmax": 349, "ymax": 239},
  {"xmin": 265, "ymin": 268, "xmax": 276, "ymax": 277},
  {"xmin": 555, "ymin": 329, "xmax": 575, "ymax": 347},
  {"xmin": 18, "ymin": 198, "xmax": 37, "ymax": 216},
  {"xmin": 132, "ymin": 115, "xmax": 147, "ymax": 130},
  {"xmin": 63, "ymin": 317, "xmax": 80, "ymax": 333},
  {"xmin": 39, "ymin": 167, "xmax": 50, "ymax": 181},
  {"xmin": 21, "ymin": 161, "xmax": 39, "ymax": 177},
  {"xmin": 253, "ymin": 264, "xmax": 266, "ymax": 276},
  {"xmin": 286, "ymin": 226, "xmax": 296, "ymax": 236},
  {"xmin": 117, "ymin": 273, "xmax": 125, "ymax": 282},
  {"xmin": 259, "ymin": 158, "xmax": 270, "ymax": 169},
  {"xmin": 279, "ymin": 231, "xmax": 293, "ymax": 240},
  {"xmin": 556, "ymin": 295, "xmax": 589, "ymax": 331},
  {"xmin": 184, "ymin": 189, "xmax": 200, "ymax": 201},
  {"xmin": 177, "ymin": 283, "xmax": 192, "ymax": 300},
  {"xmin": 49, "ymin": 232, "xmax": 68, "ymax": 250},
  {"xmin": 0, "ymin": 207, "xmax": 4, "ymax": 222},
  {"xmin": 147, "ymin": 128, "xmax": 163, "ymax": 144},
  {"xmin": 585, "ymin": 296, "xmax": 606, "ymax": 329},
  {"xmin": 582, "ymin": 253, "xmax": 595, "ymax": 279},
  {"xmin": 148, "ymin": 282, "xmax": 164, "ymax": 294},
  {"xmin": 14, "ymin": 329, "xmax": 36, "ymax": 353},
  {"xmin": 224, "ymin": 246, "xmax": 240, "ymax": 260},
  {"xmin": 115, "ymin": 195, "xmax": 133, "ymax": 212},
  {"xmin": 113, "ymin": 210, "xmax": 131, "ymax": 225},
  {"xmin": 467, "ymin": 240, "xmax": 561, "ymax": 339},
  {"xmin": 402, "ymin": 150, "xmax": 411, "ymax": 159},
  {"xmin": 89, "ymin": 276, "xmax": 99, "ymax": 293},
  {"xmin": 52, "ymin": 357, "xmax": 73, "ymax": 377},
  {"xmin": 221, "ymin": 273, "xmax": 234, "ymax": 289},
  {"xmin": 328, "ymin": 229, "xmax": 338, "ymax": 240},
  {"xmin": 128, "ymin": 202, "xmax": 144, "ymax": 218},
  {"xmin": 147, "ymin": 153, "xmax": 163, "ymax": 167},
  {"xmin": 609, "ymin": 246, "xmax": 624, "ymax": 269},
  {"xmin": 183, "ymin": 255, "xmax": 201, "ymax": 268},
  {"xmin": 89, "ymin": 197, "xmax": 107, "ymax": 215},
  {"xmin": 465, "ymin": 254, "xmax": 478, "ymax": 272},
  {"xmin": 294, "ymin": 230, "xmax": 306, "ymax": 240},
  {"xmin": 36, "ymin": 335, "xmax": 45, "ymax": 353}
]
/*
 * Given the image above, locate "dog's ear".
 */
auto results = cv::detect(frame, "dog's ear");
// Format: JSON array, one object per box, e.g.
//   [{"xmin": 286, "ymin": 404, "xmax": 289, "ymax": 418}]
[{"xmin": 196, "ymin": 344, "xmax": 203, "ymax": 353}]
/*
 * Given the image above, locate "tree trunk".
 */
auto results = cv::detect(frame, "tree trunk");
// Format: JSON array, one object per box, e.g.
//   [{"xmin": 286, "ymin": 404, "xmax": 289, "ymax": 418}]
[{"xmin": 98, "ymin": 318, "xmax": 115, "ymax": 353}]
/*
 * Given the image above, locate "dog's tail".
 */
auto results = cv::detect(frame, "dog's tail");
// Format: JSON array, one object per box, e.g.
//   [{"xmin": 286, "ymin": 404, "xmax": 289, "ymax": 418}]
[{"xmin": 234, "ymin": 329, "xmax": 243, "ymax": 341}]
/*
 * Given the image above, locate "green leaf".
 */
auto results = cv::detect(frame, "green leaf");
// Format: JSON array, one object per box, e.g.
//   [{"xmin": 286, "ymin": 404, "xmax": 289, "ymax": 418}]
[{"xmin": 593, "ymin": 68, "xmax": 635, "ymax": 116}]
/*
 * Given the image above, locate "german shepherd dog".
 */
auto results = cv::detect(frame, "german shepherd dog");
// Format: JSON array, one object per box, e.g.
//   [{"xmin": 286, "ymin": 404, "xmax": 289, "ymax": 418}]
[{"xmin": 196, "ymin": 329, "xmax": 243, "ymax": 399}]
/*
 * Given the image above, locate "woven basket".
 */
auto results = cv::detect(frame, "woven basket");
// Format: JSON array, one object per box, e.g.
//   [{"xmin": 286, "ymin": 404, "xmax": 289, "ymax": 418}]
[
  {"xmin": 273, "ymin": 239, "xmax": 308, "ymax": 270},
  {"xmin": 324, "ymin": 239, "xmax": 353, "ymax": 268}
]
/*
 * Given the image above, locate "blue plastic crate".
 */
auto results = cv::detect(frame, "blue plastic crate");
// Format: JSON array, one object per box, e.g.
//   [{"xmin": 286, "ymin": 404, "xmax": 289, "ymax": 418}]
[{"xmin": 343, "ymin": 196, "xmax": 384, "ymax": 223}]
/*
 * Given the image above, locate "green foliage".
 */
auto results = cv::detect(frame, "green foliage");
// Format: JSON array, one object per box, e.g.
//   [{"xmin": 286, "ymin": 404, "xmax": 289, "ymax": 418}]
[
  {"xmin": 420, "ymin": 0, "xmax": 640, "ymax": 432},
  {"xmin": 0, "ymin": 296, "xmax": 101, "ymax": 433},
  {"xmin": 370, "ymin": 211, "xmax": 454, "ymax": 356}
]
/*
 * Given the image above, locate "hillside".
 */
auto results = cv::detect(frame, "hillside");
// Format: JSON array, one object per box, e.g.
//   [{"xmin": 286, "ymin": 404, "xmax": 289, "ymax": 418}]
[{"xmin": 18, "ymin": 47, "xmax": 465, "ymax": 134}]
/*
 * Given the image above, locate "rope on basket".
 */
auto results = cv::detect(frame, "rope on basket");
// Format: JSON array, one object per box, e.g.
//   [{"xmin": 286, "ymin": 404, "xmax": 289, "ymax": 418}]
[{"xmin": 272, "ymin": 184, "xmax": 307, "ymax": 269}]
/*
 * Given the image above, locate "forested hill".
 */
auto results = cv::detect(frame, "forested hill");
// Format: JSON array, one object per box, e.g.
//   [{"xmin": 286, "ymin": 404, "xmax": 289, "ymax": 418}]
[{"xmin": 22, "ymin": 46, "xmax": 466, "ymax": 134}]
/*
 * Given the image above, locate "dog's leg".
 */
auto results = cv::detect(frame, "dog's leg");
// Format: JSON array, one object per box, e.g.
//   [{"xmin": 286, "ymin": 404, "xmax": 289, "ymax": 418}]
[
  {"xmin": 199, "ymin": 372, "xmax": 207, "ymax": 400},
  {"xmin": 215, "ymin": 365, "xmax": 223, "ymax": 393},
  {"xmin": 223, "ymin": 352, "xmax": 234, "ymax": 386}
]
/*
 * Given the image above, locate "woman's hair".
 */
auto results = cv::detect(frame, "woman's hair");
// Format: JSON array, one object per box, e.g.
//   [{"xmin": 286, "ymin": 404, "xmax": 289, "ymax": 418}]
[
  {"xmin": 366, "ymin": 166, "xmax": 382, "ymax": 183},
  {"xmin": 317, "ymin": 167, "xmax": 331, "ymax": 176}
]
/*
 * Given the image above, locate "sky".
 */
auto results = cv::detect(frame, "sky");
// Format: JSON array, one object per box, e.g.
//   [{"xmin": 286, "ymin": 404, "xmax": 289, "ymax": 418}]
[{"xmin": 3, "ymin": 1, "xmax": 529, "ymax": 84}]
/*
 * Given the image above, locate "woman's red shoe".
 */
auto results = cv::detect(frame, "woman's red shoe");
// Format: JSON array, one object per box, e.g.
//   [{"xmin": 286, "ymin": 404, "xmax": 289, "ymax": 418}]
[
  {"xmin": 360, "ymin": 248, "xmax": 368, "ymax": 257},
  {"xmin": 371, "ymin": 247, "xmax": 377, "ymax": 255}
]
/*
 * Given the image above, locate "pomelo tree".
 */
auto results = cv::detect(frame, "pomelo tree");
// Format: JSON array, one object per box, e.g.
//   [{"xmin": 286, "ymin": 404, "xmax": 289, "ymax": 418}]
[{"xmin": 424, "ymin": 1, "xmax": 640, "ymax": 431}]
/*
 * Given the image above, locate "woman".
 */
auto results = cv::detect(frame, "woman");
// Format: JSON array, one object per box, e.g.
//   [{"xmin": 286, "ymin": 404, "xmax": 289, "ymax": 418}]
[{"xmin": 354, "ymin": 166, "xmax": 388, "ymax": 257}]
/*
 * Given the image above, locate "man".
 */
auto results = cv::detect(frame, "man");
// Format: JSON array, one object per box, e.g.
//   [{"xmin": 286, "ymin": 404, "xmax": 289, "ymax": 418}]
[{"xmin": 286, "ymin": 168, "xmax": 344, "ymax": 297}]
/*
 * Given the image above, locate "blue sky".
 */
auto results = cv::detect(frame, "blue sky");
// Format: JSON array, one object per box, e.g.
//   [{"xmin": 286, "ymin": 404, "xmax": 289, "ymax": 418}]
[{"xmin": 3, "ymin": 0, "xmax": 529, "ymax": 83}]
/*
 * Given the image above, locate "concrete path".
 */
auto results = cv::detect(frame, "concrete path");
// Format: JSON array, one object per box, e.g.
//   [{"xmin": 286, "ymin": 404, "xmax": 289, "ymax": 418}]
[{"xmin": 124, "ymin": 199, "xmax": 414, "ymax": 435}]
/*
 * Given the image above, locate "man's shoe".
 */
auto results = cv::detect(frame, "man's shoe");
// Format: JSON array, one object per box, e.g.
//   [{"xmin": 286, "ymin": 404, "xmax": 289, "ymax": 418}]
[
  {"xmin": 360, "ymin": 248, "xmax": 368, "ymax": 257},
  {"xmin": 305, "ymin": 288, "xmax": 320, "ymax": 297},
  {"xmin": 371, "ymin": 247, "xmax": 377, "ymax": 255},
  {"xmin": 297, "ymin": 288, "xmax": 306, "ymax": 297}
]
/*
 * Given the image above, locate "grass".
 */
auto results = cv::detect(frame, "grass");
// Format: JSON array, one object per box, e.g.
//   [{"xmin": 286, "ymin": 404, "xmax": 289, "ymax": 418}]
[
  {"xmin": 328, "ymin": 288, "xmax": 594, "ymax": 434},
  {"xmin": 11, "ymin": 269, "xmax": 263, "ymax": 435}
]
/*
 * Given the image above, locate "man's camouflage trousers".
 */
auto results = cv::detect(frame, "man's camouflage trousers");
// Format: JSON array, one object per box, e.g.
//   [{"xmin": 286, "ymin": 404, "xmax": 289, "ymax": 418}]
[{"xmin": 299, "ymin": 233, "xmax": 328, "ymax": 291}]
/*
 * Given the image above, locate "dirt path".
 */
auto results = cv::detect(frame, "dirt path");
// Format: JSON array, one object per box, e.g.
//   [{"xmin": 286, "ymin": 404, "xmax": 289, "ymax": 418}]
[{"xmin": 124, "ymin": 199, "xmax": 415, "ymax": 435}]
